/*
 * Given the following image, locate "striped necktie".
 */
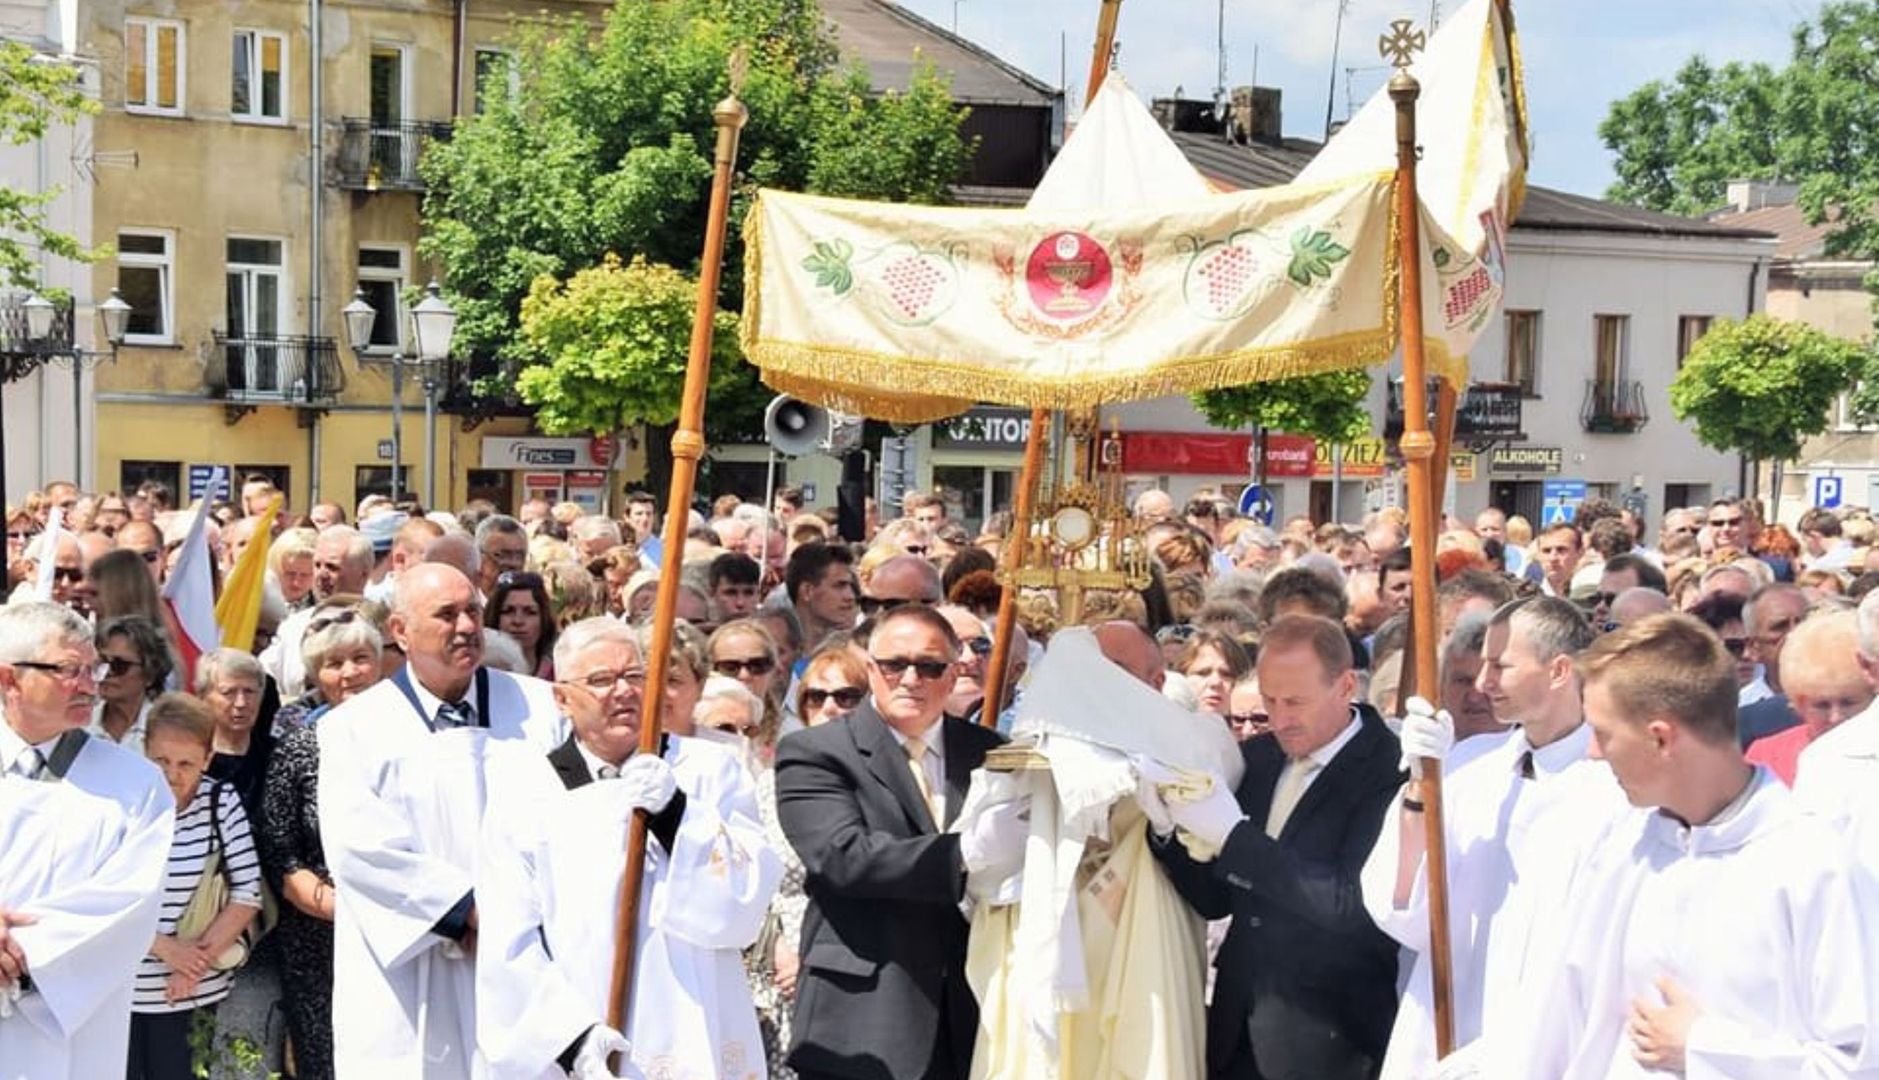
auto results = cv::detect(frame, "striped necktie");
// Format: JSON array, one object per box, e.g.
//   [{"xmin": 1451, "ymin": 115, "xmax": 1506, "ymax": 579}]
[
  {"xmin": 10, "ymin": 746, "xmax": 46, "ymax": 781},
  {"xmin": 435, "ymin": 700, "xmax": 476, "ymax": 730}
]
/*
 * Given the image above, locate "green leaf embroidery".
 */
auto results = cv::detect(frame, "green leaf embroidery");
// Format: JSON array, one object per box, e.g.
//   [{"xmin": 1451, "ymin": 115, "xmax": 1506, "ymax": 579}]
[
  {"xmin": 1287, "ymin": 227, "xmax": 1351, "ymax": 287},
  {"xmin": 801, "ymin": 237, "xmax": 854, "ymax": 296}
]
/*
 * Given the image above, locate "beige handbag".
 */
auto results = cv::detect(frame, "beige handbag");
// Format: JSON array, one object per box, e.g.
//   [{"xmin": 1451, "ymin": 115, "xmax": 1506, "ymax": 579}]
[{"xmin": 169, "ymin": 782, "xmax": 279, "ymax": 971}]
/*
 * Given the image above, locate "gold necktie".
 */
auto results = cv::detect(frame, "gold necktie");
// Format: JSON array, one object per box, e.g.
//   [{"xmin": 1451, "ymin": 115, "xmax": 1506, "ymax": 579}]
[
  {"xmin": 1265, "ymin": 757, "xmax": 1318, "ymax": 838},
  {"xmin": 905, "ymin": 735, "xmax": 939, "ymax": 825}
]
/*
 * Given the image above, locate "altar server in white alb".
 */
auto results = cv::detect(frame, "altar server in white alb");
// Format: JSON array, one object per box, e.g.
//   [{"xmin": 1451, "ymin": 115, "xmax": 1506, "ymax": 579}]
[
  {"xmin": 1361, "ymin": 597, "xmax": 1626, "ymax": 1080},
  {"xmin": 477, "ymin": 617, "xmax": 781, "ymax": 1079},
  {"xmin": 1512, "ymin": 613, "xmax": 1875, "ymax": 1079},
  {"xmin": 318, "ymin": 564, "xmax": 565, "ymax": 1078},
  {"xmin": 0, "ymin": 602, "xmax": 175, "ymax": 1080}
]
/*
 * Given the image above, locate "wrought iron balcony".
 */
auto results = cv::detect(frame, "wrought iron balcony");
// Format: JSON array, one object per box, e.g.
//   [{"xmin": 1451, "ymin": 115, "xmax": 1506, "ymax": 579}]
[
  {"xmin": 438, "ymin": 354, "xmax": 534, "ymax": 425},
  {"xmin": 1581, "ymin": 379, "xmax": 1649, "ymax": 434},
  {"xmin": 1384, "ymin": 379, "xmax": 1526, "ymax": 441},
  {"xmin": 207, "ymin": 333, "xmax": 344, "ymax": 405},
  {"xmin": 335, "ymin": 119, "xmax": 453, "ymax": 192}
]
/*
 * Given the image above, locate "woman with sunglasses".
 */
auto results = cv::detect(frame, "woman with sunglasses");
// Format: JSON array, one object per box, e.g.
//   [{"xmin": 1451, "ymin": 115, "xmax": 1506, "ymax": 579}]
[
  {"xmin": 486, "ymin": 570, "xmax": 557, "ymax": 680},
  {"xmin": 89, "ymin": 614, "xmax": 176, "ymax": 755},
  {"xmin": 749, "ymin": 640, "xmax": 870, "ymax": 1078},
  {"xmin": 257, "ymin": 610, "xmax": 386, "ymax": 1080},
  {"xmin": 1177, "ymin": 629, "xmax": 1253, "ymax": 718},
  {"xmin": 707, "ymin": 620, "xmax": 784, "ymax": 763}
]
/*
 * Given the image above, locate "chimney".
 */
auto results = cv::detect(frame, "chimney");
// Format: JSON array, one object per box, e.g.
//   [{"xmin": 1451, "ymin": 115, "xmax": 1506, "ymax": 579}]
[
  {"xmin": 1229, "ymin": 85, "xmax": 1282, "ymax": 145},
  {"xmin": 1724, "ymin": 179, "xmax": 1799, "ymax": 213}
]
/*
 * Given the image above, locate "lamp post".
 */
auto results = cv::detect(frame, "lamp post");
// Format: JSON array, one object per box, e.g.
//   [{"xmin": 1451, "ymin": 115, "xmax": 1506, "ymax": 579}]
[
  {"xmin": 0, "ymin": 288, "xmax": 131, "ymax": 511},
  {"xmin": 343, "ymin": 281, "xmax": 457, "ymax": 508},
  {"xmin": 410, "ymin": 282, "xmax": 458, "ymax": 509}
]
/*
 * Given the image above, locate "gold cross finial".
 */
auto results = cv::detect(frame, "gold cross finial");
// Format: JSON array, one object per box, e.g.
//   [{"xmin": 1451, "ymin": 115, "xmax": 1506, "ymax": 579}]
[{"xmin": 1379, "ymin": 19, "xmax": 1426, "ymax": 69}]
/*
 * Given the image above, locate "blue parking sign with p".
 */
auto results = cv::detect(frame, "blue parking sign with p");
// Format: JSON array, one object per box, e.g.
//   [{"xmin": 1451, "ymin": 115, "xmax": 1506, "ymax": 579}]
[{"xmin": 1814, "ymin": 475, "xmax": 1843, "ymax": 509}]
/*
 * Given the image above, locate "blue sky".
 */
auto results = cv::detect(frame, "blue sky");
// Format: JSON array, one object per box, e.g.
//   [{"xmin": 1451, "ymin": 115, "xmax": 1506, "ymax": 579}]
[{"xmin": 896, "ymin": 0, "xmax": 1812, "ymax": 200}]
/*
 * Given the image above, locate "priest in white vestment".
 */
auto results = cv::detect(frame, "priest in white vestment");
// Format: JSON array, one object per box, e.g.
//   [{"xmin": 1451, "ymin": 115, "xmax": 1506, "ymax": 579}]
[
  {"xmin": 1360, "ymin": 597, "xmax": 1627, "ymax": 1080},
  {"xmin": 0, "ymin": 602, "xmax": 175, "ymax": 1080},
  {"xmin": 1497, "ymin": 614, "xmax": 1875, "ymax": 1080},
  {"xmin": 318, "ymin": 565, "xmax": 564, "ymax": 1078},
  {"xmin": 959, "ymin": 623, "xmax": 1240, "ymax": 1080},
  {"xmin": 477, "ymin": 617, "xmax": 781, "ymax": 1079}
]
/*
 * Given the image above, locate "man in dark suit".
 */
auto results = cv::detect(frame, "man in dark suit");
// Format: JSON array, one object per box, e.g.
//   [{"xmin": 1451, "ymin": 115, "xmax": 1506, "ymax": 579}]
[
  {"xmin": 776, "ymin": 604, "xmax": 1011, "ymax": 1080},
  {"xmin": 1153, "ymin": 613, "xmax": 1405, "ymax": 1080}
]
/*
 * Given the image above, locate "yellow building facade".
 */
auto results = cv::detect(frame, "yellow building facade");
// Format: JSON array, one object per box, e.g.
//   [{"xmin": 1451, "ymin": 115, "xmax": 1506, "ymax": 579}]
[{"xmin": 84, "ymin": 0, "xmax": 638, "ymax": 513}]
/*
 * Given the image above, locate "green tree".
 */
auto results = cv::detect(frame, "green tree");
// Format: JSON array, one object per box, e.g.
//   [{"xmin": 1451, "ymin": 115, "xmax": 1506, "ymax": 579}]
[
  {"xmin": 0, "ymin": 42, "xmax": 103, "ymax": 288},
  {"xmin": 515, "ymin": 255, "xmax": 742, "ymax": 436},
  {"xmin": 1669, "ymin": 315, "xmax": 1867, "ymax": 465},
  {"xmin": 1599, "ymin": 56, "xmax": 1782, "ymax": 218},
  {"xmin": 418, "ymin": 0, "xmax": 974, "ymax": 471},
  {"xmin": 1192, "ymin": 369, "xmax": 1374, "ymax": 445},
  {"xmin": 1600, "ymin": 2, "xmax": 1879, "ymax": 274}
]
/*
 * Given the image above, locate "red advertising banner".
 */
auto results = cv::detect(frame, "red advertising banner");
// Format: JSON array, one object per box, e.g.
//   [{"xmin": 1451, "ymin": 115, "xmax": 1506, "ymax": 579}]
[
  {"xmin": 1120, "ymin": 431, "xmax": 1319, "ymax": 477},
  {"xmin": 1265, "ymin": 434, "xmax": 1317, "ymax": 477}
]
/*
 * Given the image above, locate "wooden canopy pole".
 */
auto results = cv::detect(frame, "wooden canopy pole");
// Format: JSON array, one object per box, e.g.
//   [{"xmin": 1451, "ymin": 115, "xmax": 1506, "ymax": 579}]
[
  {"xmin": 980, "ymin": 0, "xmax": 1123, "ymax": 727},
  {"xmin": 1389, "ymin": 55, "xmax": 1459, "ymax": 1059},
  {"xmin": 606, "ymin": 57, "xmax": 748, "ymax": 1041}
]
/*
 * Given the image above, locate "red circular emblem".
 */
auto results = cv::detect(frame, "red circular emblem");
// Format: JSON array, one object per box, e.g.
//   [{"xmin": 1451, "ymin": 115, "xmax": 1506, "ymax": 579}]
[{"xmin": 1025, "ymin": 231, "xmax": 1113, "ymax": 323}]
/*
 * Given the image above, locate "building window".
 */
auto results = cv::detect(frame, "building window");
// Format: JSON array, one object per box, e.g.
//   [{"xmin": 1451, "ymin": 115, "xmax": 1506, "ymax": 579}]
[
  {"xmin": 473, "ymin": 47, "xmax": 517, "ymax": 114},
  {"xmin": 125, "ymin": 17, "xmax": 185, "ymax": 115},
  {"xmin": 231, "ymin": 29, "xmax": 286, "ymax": 122},
  {"xmin": 117, "ymin": 230, "xmax": 173, "ymax": 343},
  {"xmin": 1503, "ymin": 310, "xmax": 1540, "ymax": 395},
  {"xmin": 119, "ymin": 459, "xmax": 181, "ymax": 499},
  {"xmin": 356, "ymin": 246, "xmax": 406, "ymax": 351},
  {"xmin": 225, "ymin": 237, "xmax": 286, "ymax": 393},
  {"xmin": 1594, "ymin": 314, "xmax": 1630, "ymax": 390},
  {"xmin": 1676, "ymin": 315, "xmax": 1713, "ymax": 369}
]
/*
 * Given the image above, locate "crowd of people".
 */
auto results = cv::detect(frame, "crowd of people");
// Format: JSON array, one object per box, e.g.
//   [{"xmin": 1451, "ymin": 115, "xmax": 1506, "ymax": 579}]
[{"xmin": 2, "ymin": 471, "xmax": 1877, "ymax": 1079}]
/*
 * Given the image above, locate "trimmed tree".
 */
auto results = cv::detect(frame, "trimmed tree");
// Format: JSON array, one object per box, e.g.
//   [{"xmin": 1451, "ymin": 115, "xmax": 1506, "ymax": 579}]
[
  {"xmin": 1192, "ymin": 369, "xmax": 1374, "ymax": 444},
  {"xmin": 1669, "ymin": 315, "xmax": 1868, "ymax": 489}
]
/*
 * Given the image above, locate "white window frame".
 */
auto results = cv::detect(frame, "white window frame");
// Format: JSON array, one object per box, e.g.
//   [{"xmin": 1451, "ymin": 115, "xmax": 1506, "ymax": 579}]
[
  {"xmin": 471, "ymin": 46, "xmax": 519, "ymax": 114},
  {"xmin": 125, "ymin": 16, "xmax": 186, "ymax": 117},
  {"xmin": 356, "ymin": 243, "xmax": 408, "ymax": 354},
  {"xmin": 117, "ymin": 228, "xmax": 174, "ymax": 345},
  {"xmin": 231, "ymin": 28, "xmax": 288, "ymax": 124},
  {"xmin": 225, "ymin": 235, "xmax": 290, "ymax": 395}
]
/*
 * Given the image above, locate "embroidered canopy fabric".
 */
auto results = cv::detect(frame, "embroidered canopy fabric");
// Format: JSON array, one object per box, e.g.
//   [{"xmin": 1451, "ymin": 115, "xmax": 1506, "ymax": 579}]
[{"xmin": 739, "ymin": 0, "xmax": 1525, "ymax": 422}]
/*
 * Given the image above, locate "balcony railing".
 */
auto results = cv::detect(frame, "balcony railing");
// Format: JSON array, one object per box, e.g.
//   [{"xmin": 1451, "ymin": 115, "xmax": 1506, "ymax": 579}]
[
  {"xmin": 1384, "ymin": 379, "xmax": 1526, "ymax": 440},
  {"xmin": 438, "ymin": 354, "xmax": 535, "ymax": 422},
  {"xmin": 207, "ymin": 333, "xmax": 344, "ymax": 405},
  {"xmin": 335, "ymin": 119, "xmax": 453, "ymax": 191},
  {"xmin": 1581, "ymin": 379, "xmax": 1649, "ymax": 434}
]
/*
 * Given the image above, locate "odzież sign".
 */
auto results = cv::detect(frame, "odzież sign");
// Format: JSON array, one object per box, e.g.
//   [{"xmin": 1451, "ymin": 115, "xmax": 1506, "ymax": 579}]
[{"xmin": 1489, "ymin": 446, "xmax": 1562, "ymax": 475}]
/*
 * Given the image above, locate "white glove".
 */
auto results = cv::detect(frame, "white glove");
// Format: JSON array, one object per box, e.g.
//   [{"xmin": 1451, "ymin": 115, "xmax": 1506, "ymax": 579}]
[
  {"xmin": 1133, "ymin": 762, "xmax": 1176, "ymax": 838},
  {"xmin": 1167, "ymin": 776, "xmax": 1246, "ymax": 853},
  {"xmin": 0, "ymin": 979, "xmax": 19, "ymax": 1019},
  {"xmin": 1398, "ymin": 695, "xmax": 1455, "ymax": 778},
  {"xmin": 958, "ymin": 795, "xmax": 1030, "ymax": 877},
  {"xmin": 618, "ymin": 754, "xmax": 677, "ymax": 816},
  {"xmin": 571, "ymin": 1024, "xmax": 631, "ymax": 1080}
]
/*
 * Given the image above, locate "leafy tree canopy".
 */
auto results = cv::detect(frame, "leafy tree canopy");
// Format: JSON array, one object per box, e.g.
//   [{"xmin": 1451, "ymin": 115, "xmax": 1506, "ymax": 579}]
[
  {"xmin": 1600, "ymin": 1, "xmax": 1879, "ymax": 271},
  {"xmin": 1192, "ymin": 369, "xmax": 1373, "ymax": 445},
  {"xmin": 1669, "ymin": 315, "xmax": 1868, "ymax": 463},
  {"xmin": 418, "ymin": 0, "xmax": 974, "ymax": 444},
  {"xmin": 0, "ymin": 42, "xmax": 102, "ymax": 289}
]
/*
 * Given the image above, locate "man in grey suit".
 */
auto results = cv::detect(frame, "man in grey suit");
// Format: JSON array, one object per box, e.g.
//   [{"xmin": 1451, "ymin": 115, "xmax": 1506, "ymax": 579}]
[{"xmin": 776, "ymin": 605, "xmax": 1014, "ymax": 1080}]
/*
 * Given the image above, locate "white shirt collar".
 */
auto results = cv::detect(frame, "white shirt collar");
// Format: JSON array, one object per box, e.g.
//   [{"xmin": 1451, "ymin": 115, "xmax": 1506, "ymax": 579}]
[
  {"xmin": 407, "ymin": 669, "xmax": 475, "ymax": 727},
  {"xmin": 1301, "ymin": 708, "xmax": 1365, "ymax": 770},
  {"xmin": 885, "ymin": 711, "xmax": 947, "ymax": 754},
  {"xmin": 1520, "ymin": 720, "xmax": 1593, "ymax": 777},
  {"xmin": 89, "ymin": 697, "xmax": 151, "ymax": 743},
  {"xmin": 576, "ymin": 738, "xmax": 622, "ymax": 780}
]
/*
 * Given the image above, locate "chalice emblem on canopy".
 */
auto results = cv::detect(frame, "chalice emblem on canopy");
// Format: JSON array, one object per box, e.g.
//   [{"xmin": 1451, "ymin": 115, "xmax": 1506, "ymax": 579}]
[{"xmin": 1026, "ymin": 230, "xmax": 1114, "ymax": 319}]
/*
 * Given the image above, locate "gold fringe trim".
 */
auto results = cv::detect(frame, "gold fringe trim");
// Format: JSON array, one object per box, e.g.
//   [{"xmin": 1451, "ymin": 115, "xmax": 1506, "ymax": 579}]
[{"xmin": 749, "ymin": 329, "xmax": 1400, "ymax": 424}]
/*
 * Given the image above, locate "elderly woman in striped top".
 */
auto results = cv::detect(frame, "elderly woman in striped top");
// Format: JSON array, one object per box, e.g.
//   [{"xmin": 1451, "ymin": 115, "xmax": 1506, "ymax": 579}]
[{"xmin": 133, "ymin": 693, "xmax": 263, "ymax": 1080}]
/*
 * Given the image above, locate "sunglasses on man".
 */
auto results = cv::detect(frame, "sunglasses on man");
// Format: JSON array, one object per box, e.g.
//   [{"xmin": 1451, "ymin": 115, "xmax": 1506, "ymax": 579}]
[{"xmin": 870, "ymin": 655, "xmax": 952, "ymax": 681}]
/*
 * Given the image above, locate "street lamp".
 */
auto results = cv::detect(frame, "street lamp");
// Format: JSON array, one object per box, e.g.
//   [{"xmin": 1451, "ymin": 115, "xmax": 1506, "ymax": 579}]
[
  {"xmin": 344, "ymin": 281, "xmax": 457, "ymax": 508},
  {"xmin": 0, "ymin": 287, "xmax": 131, "ymax": 512}
]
